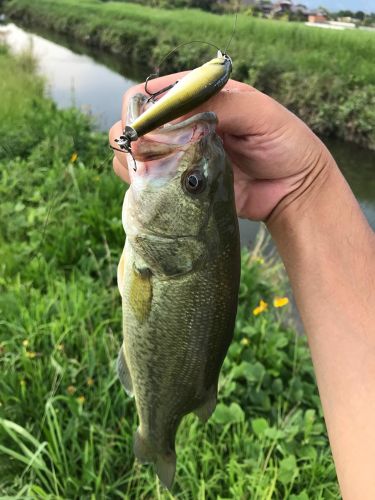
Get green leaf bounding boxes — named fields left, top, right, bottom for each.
left=212, top=403, right=244, bottom=425
left=304, top=408, right=315, bottom=430
left=297, top=445, right=317, bottom=461
left=271, top=378, right=284, bottom=394
left=289, top=491, right=309, bottom=500
left=264, top=427, right=286, bottom=441
left=278, top=455, right=298, bottom=485
left=241, top=325, right=257, bottom=336
left=228, top=342, right=242, bottom=359
left=231, top=361, right=265, bottom=382
left=251, top=418, right=269, bottom=437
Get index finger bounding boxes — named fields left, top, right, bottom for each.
left=121, top=73, right=280, bottom=139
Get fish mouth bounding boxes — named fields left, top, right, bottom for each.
left=128, top=93, right=218, bottom=163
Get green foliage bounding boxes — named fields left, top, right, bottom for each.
left=4, top=0, right=375, bottom=149
left=6, top=0, right=375, bottom=81
left=273, top=73, right=375, bottom=148
left=0, top=48, right=341, bottom=498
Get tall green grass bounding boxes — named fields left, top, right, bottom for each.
left=5, top=0, right=375, bottom=149
left=6, top=0, right=375, bottom=81
left=0, top=47, right=340, bottom=498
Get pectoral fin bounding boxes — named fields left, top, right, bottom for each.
left=117, top=344, right=133, bottom=397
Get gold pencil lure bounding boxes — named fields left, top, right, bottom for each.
left=111, top=50, right=232, bottom=170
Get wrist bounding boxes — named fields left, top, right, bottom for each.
left=266, top=146, right=336, bottom=240
left=266, top=147, right=375, bottom=285
left=266, top=144, right=374, bottom=319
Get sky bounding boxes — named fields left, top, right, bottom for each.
left=304, top=0, right=374, bottom=13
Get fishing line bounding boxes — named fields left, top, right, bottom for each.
left=145, top=12, right=238, bottom=94
left=142, top=39, right=222, bottom=102
left=224, top=11, right=238, bottom=55
left=36, top=142, right=114, bottom=264
left=29, top=189, right=59, bottom=265
left=152, top=40, right=222, bottom=77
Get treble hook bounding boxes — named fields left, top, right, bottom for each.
left=110, top=134, right=138, bottom=172
left=144, top=72, right=179, bottom=103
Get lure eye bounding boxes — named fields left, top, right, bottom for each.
left=184, top=170, right=206, bottom=194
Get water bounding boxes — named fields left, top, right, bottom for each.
left=1, top=22, right=374, bottom=247
left=0, top=23, right=140, bottom=131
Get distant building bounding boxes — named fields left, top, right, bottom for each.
left=308, top=13, right=327, bottom=23
left=305, top=14, right=358, bottom=30
left=337, top=16, right=356, bottom=23
left=329, top=20, right=356, bottom=29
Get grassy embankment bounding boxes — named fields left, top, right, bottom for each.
left=0, top=46, right=340, bottom=498
left=5, top=0, right=375, bottom=150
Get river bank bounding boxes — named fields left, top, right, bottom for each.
left=0, top=46, right=339, bottom=497
left=4, top=0, right=375, bottom=150
left=2, top=21, right=374, bottom=238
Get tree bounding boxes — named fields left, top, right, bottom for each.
left=354, top=11, right=365, bottom=21
left=337, top=10, right=354, bottom=18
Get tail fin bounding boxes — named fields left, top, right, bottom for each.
left=133, top=428, right=176, bottom=490
left=155, top=452, right=176, bottom=490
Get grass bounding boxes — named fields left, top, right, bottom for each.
left=5, top=0, right=375, bottom=81
left=0, top=46, right=341, bottom=498
left=4, top=0, right=375, bottom=149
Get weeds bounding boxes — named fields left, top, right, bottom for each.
left=4, top=0, right=375, bottom=149
left=0, top=48, right=340, bottom=498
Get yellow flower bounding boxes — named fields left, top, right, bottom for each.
left=26, top=351, right=37, bottom=359
left=76, top=396, right=85, bottom=404
left=240, top=338, right=250, bottom=346
left=253, top=299, right=268, bottom=316
left=22, top=339, right=29, bottom=347
left=86, top=377, right=94, bottom=387
left=70, top=152, right=78, bottom=163
left=67, top=385, right=76, bottom=395
left=273, top=297, right=289, bottom=308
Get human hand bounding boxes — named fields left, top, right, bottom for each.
left=109, top=74, right=335, bottom=221
left=109, top=76, right=375, bottom=500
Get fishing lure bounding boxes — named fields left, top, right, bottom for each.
left=111, top=49, right=232, bottom=169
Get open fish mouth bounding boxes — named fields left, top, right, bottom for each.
left=127, top=93, right=218, bottom=163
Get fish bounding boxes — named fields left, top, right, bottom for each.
left=117, top=93, right=240, bottom=489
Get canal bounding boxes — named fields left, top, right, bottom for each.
left=1, top=22, right=374, bottom=248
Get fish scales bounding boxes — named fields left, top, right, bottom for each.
left=117, top=93, right=240, bottom=489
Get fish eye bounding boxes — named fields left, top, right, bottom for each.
left=184, top=170, right=206, bottom=194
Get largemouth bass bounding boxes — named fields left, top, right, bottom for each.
left=117, top=93, right=240, bottom=489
